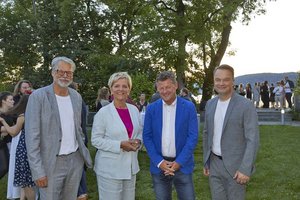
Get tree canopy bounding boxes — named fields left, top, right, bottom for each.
left=0, top=0, right=272, bottom=110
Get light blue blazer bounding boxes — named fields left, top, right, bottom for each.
left=143, top=97, right=199, bottom=174
left=91, top=102, right=142, bottom=179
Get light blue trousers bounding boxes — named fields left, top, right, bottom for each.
left=96, top=174, right=136, bottom=200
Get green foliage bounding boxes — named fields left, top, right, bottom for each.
left=292, top=111, right=300, bottom=121
left=0, top=1, right=40, bottom=83
left=293, top=72, right=300, bottom=119
left=79, top=54, right=156, bottom=111
left=294, top=72, right=300, bottom=95
left=130, top=73, right=156, bottom=103
left=0, top=83, right=14, bottom=92
left=0, top=0, right=271, bottom=107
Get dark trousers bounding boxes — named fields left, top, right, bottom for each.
left=77, top=169, right=88, bottom=196
left=151, top=171, right=195, bottom=200
left=285, top=93, right=293, bottom=108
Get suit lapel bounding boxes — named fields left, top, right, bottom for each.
left=222, top=93, right=236, bottom=132
left=209, top=97, right=219, bottom=137
left=68, top=89, right=78, bottom=115
left=156, top=100, right=163, bottom=150
left=68, top=89, right=80, bottom=132
left=175, top=97, right=182, bottom=141
left=127, top=104, right=137, bottom=139
left=46, top=84, right=61, bottom=128
left=109, top=102, right=129, bottom=139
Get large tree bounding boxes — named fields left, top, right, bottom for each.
left=145, top=0, right=269, bottom=100
left=0, top=1, right=40, bottom=84
left=191, top=0, right=268, bottom=103
left=0, top=0, right=271, bottom=109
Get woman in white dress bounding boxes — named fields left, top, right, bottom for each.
left=0, top=91, right=20, bottom=199
left=7, top=133, right=21, bottom=199
left=253, top=82, right=260, bottom=108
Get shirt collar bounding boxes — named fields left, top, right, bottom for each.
left=162, top=97, right=177, bottom=107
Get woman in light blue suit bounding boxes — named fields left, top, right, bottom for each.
left=91, top=72, right=142, bottom=200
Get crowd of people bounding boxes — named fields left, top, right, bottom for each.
left=0, top=56, right=261, bottom=200
left=235, top=76, right=295, bottom=110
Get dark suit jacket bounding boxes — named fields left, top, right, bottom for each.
left=203, top=93, right=259, bottom=177
left=143, top=96, right=199, bottom=174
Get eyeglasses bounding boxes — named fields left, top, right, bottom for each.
left=56, top=70, right=74, bottom=77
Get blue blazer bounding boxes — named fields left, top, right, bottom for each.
left=143, top=96, right=198, bottom=174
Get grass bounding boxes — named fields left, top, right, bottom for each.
left=1, top=125, right=300, bottom=200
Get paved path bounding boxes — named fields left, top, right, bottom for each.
left=259, top=121, right=300, bottom=126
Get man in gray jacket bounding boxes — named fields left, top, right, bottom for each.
left=203, top=64, right=259, bottom=200
left=25, top=56, right=92, bottom=200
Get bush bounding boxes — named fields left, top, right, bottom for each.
left=131, top=73, right=156, bottom=103
left=295, top=72, right=300, bottom=95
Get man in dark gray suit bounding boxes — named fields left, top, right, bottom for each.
left=25, top=56, right=92, bottom=200
left=203, top=64, right=259, bottom=200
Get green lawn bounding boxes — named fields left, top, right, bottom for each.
left=1, top=125, right=299, bottom=200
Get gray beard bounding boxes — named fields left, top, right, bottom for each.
left=57, top=79, right=72, bottom=88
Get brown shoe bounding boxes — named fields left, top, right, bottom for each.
left=77, top=194, right=88, bottom=200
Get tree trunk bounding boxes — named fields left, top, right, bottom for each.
left=174, top=0, right=187, bottom=89
left=201, top=24, right=232, bottom=103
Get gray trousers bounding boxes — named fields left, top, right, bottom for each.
left=209, top=153, right=246, bottom=200
left=39, top=150, right=84, bottom=200
left=96, top=174, right=136, bottom=200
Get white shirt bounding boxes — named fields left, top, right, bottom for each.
left=284, top=81, right=292, bottom=93
left=273, top=86, right=284, bottom=96
left=212, top=98, right=231, bottom=156
left=161, top=98, right=177, bottom=158
left=56, top=95, right=78, bottom=155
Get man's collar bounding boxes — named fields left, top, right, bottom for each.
left=162, top=97, right=177, bottom=106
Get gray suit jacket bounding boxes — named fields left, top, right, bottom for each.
left=91, top=102, right=142, bottom=179
left=203, top=92, right=259, bottom=177
left=25, top=84, right=92, bottom=181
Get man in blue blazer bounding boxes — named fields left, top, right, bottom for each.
left=203, top=64, right=259, bottom=200
left=143, top=71, right=199, bottom=200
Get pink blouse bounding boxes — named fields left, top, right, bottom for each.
left=116, top=108, right=133, bottom=138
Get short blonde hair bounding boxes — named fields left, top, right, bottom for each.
left=108, top=72, right=132, bottom=90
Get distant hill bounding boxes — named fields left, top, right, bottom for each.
left=235, top=72, right=299, bottom=87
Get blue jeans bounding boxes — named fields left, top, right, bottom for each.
left=77, top=169, right=88, bottom=196
left=151, top=171, right=195, bottom=200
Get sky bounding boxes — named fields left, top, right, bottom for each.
left=221, top=0, right=300, bottom=77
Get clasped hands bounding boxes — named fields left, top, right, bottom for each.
left=120, top=139, right=141, bottom=152
left=160, top=160, right=180, bottom=176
